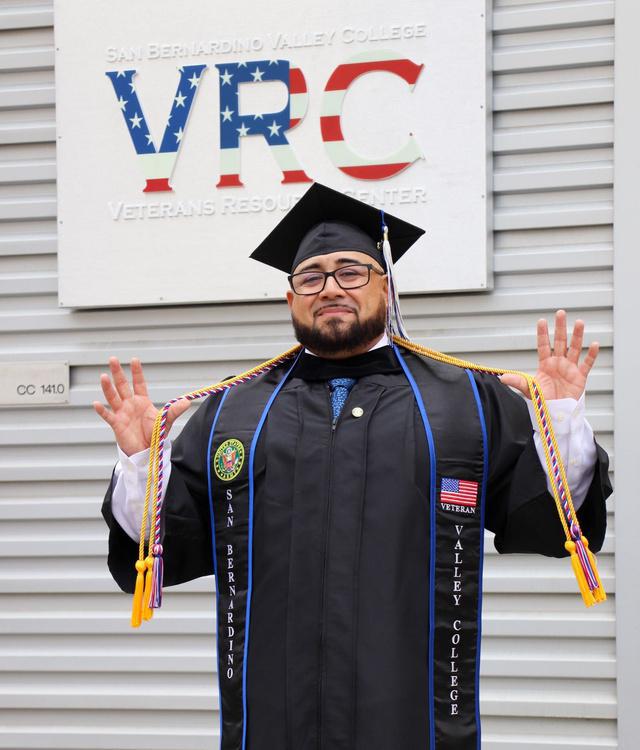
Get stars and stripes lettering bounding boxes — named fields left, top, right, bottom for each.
left=440, top=478, right=478, bottom=514
left=215, top=59, right=311, bottom=188
left=321, top=50, right=424, bottom=180
left=106, top=51, right=424, bottom=192
left=105, top=65, right=207, bottom=193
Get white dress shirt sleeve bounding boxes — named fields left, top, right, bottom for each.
left=527, top=392, right=596, bottom=511
left=111, top=441, right=173, bottom=542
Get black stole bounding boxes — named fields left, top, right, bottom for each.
left=395, top=347, right=487, bottom=749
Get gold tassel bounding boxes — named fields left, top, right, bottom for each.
left=141, top=555, right=155, bottom=621
left=564, top=541, right=596, bottom=607
left=130, top=559, right=147, bottom=628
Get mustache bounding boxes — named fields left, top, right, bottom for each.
left=314, top=303, right=357, bottom=316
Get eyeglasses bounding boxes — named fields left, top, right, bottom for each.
left=288, top=263, right=386, bottom=296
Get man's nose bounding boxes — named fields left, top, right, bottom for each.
left=319, top=274, right=344, bottom=297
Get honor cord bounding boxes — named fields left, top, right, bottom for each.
left=130, top=345, right=302, bottom=628
left=394, top=335, right=605, bottom=607
left=131, top=339, right=605, bottom=627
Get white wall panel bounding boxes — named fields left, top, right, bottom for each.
left=0, top=0, right=616, bottom=747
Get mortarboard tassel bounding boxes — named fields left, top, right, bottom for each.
left=380, top=210, right=409, bottom=340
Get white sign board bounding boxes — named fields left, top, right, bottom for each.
left=0, top=362, right=69, bottom=406
left=55, top=0, right=490, bottom=307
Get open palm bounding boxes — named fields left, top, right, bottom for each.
left=93, top=357, right=190, bottom=456
left=500, top=310, right=599, bottom=401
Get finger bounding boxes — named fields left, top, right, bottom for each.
left=93, top=400, right=117, bottom=427
left=567, top=318, right=584, bottom=364
left=579, top=341, right=600, bottom=378
left=165, top=398, right=192, bottom=429
left=499, top=373, right=530, bottom=398
left=109, top=356, right=133, bottom=401
left=537, top=318, right=551, bottom=361
left=553, top=309, right=567, bottom=358
left=169, top=397, right=192, bottom=420
left=100, top=372, right=122, bottom=410
left=131, top=358, right=149, bottom=398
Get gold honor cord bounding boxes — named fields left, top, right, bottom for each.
left=132, top=339, right=605, bottom=627
left=131, top=345, right=303, bottom=628
left=393, top=336, right=606, bottom=607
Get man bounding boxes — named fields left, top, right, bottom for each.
left=96, top=183, right=611, bottom=750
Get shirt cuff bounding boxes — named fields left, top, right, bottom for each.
left=113, top=441, right=172, bottom=491
left=111, top=441, right=173, bottom=542
left=117, top=445, right=152, bottom=467
left=527, top=392, right=585, bottom=437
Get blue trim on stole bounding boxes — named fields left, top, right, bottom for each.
left=392, top=345, right=438, bottom=750
left=465, top=369, right=488, bottom=750
left=243, top=357, right=300, bottom=750
left=206, top=388, right=232, bottom=750
left=205, top=356, right=299, bottom=750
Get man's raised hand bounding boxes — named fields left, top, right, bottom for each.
left=499, top=309, right=599, bottom=401
left=93, top=357, right=191, bottom=456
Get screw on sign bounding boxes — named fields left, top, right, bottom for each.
left=105, top=50, right=424, bottom=192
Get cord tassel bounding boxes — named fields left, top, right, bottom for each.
left=582, top=536, right=606, bottom=603
left=130, top=560, right=147, bottom=628
left=589, top=571, right=606, bottom=604
left=565, top=541, right=597, bottom=607
left=141, top=555, right=154, bottom=621
left=149, top=544, right=164, bottom=609
left=574, top=537, right=598, bottom=589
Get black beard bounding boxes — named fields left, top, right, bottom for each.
left=291, top=302, right=387, bottom=357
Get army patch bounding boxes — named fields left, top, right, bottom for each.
left=214, top=438, right=245, bottom=482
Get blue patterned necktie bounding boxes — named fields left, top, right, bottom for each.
left=328, top=377, right=357, bottom=422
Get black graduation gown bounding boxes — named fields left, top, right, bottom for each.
left=102, top=346, right=611, bottom=750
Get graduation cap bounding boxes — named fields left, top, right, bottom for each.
left=250, top=182, right=425, bottom=338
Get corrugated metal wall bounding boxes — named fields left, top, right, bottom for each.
left=0, top=0, right=616, bottom=748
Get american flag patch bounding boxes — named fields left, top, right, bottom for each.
left=440, top=477, right=478, bottom=508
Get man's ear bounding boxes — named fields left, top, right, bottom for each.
left=286, top=290, right=294, bottom=309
